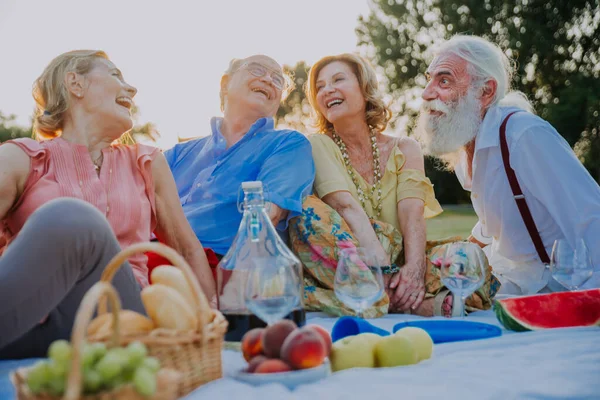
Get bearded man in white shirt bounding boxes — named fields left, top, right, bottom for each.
left=415, top=35, right=600, bottom=295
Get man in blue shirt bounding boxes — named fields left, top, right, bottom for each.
left=164, top=55, right=315, bottom=256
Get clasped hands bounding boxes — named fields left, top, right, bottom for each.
left=384, top=260, right=426, bottom=313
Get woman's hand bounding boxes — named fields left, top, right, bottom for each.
left=388, top=261, right=426, bottom=311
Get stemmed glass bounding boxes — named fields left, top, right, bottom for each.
left=334, top=247, right=384, bottom=318
left=244, top=257, right=301, bottom=325
left=439, top=242, right=486, bottom=318
left=550, top=239, right=593, bottom=291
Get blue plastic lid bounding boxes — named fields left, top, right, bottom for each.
left=392, top=320, right=502, bottom=343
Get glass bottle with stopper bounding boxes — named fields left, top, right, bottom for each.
left=216, top=181, right=305, bottom=341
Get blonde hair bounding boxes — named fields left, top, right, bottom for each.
left=306, top=53, right=391, bottom=135
left=219, top=56, right=295, bottom=112
left=33, top=50, right=109, bottom=139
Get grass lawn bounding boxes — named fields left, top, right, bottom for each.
left=426, top=204, right=478, bottom=241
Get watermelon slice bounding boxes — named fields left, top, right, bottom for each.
left=494, top=289, right=600, bottom=332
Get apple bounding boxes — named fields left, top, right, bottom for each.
left=374, top=335, right=418, bottom=368
left=329, top=333, right=381, bottom=372
left=395, top=327, right=433, bottom=361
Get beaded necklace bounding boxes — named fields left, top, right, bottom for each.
left=331, top=127, right=383, bottom=218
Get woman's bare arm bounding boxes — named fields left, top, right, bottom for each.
left=0, top=143, right=29, bottom=221
left=389, top=137, right=428, bottom=311
left=322, top=191, right=389, bottom=264
left=151, top=153, right=216, bottom=302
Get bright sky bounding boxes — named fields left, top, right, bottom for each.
left=0, top=0, right=371, bottom=149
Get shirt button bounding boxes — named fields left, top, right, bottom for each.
left=196, top=183, right=202, bottom=188
left=79, top=181, right=83, bottom=186
left=472, top=193, right=478, bottom=199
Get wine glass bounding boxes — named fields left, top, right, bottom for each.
left=334, top=247, right=384, bottom=318
left=550, top=239, right=593, bottom=291
left=439, top=242, right=486, bottom=318
left=244, top=256, right=301, bottom=325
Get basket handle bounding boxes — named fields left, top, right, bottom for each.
left=65, top=282, right=121, bottom=400
left=99, top=242, right=211, bottom=331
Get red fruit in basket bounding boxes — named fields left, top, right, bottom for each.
left=241, top=328, right=265, bottom=362
left=254, top=359, right=293, bottom=374
left=262, top=320, right=297, bottom=358
left=246, top=355, right=269, bottom=373
left=280, top=327, right=327, bottom=370
left=305, top=325, right=332, bottom=356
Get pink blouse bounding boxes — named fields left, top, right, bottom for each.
left=0, top=137, right=159, bottom=287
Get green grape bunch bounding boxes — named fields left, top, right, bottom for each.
left=26, top=339, right=160, bottom=397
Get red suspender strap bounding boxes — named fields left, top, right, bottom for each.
left=499, top=111, right=551, bottom=265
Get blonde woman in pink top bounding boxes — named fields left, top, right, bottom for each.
left=0, top=50, right=214, bottom=358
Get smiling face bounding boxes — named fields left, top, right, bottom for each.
left=77, top=58, right=137, bottom=136
left=222, top=55, right=284, bottom=118
left=314, top=61, right=366, bottom=126
left=415, top=53, right=484, bottom=158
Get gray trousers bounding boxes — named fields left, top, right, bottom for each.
left=0, top=198, right=145, bottom=359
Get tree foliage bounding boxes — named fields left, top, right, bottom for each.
left=0, top=112, right=32, bottom=143
left=276, top=61, right=313, bottom=134
left=357, top=0, right=600, bottom=198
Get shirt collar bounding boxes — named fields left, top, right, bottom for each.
left=474, top=105, right=523, bottom=153
left=210, top=116, right=274, bottom=140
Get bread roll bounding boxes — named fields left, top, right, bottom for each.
left=87, top=310, right=154, bottom=339
left=150, top=265, right=196, bottom=308
left=141, top=284, right=198, bottom=330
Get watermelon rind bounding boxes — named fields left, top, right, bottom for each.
left=493, top=300, right=531, bottom=332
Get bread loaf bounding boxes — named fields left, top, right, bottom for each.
left=87, top=310, right=154, bottom=339
left=141, top=284, right=198, bottom=330
left=150, top=265, right=196, bottom=308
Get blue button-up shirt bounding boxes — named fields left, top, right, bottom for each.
left=164, top=117, right=315, bottom=255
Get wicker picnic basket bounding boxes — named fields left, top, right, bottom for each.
left=11, top=281, right=181, bottom=400
left=90, top=242, right=228, bottom=397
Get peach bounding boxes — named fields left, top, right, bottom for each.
left=241, top=328, right=265, bottom=362
left=280, top=327, right=327, bottom=370
left=246, top=355, right=269, bottom=373
left=306, top=324, right=332, bottom=356
left=262, top=320, right=297, bottom=358
left=254, top=359, right=293, bottom=374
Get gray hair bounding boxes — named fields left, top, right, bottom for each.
left=435, top=35, right=534, bottom=113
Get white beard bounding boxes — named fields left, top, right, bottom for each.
left=415, top=89, right=483, bottom=170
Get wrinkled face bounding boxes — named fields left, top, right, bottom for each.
left=415, top=54, right=483, bottom=157
left=79, top=58, right=137, bottom=135
left=315, top=61, right=366, bottom=126
left=224, top=55, right=284, bottom=118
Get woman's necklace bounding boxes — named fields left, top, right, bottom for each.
left=92, top=153, right=103, bottom=174
left=331, top=127, right=383, bottom=218
left=73, top=148, right=113, bottom=216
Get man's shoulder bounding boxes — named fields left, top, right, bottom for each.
left=260, top=128, right=310, bottom=147
left=164, top=136, right=210, bottom=164
left=502, top=108, right=558, bottom=142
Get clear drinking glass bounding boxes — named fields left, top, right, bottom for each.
left=334, top=247, right=384, bottom=318
left=439, top=242, right=486, bottom=318
left=244, top=256, right=301, bottom=325
left=550, top=239, right=593, bottom=291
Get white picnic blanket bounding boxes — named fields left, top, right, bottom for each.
left=187, top=310, right=600, bottom=400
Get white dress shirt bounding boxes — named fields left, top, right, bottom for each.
left=454, top=105, right=600, bottom=295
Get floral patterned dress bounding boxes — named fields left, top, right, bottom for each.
left=289, top=134, right=501, bottom=317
